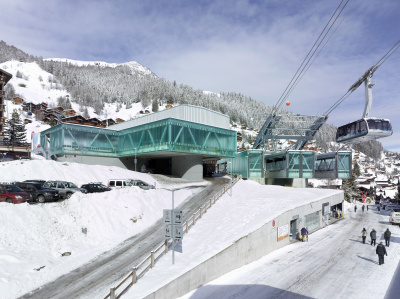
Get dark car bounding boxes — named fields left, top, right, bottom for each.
left=80, top=183, right=111, bottom=193
left=14, top=182, right=60, bottom=203
left=0, top=184, right=32, bottom=204
left=24, top=180, right=47, bottom=184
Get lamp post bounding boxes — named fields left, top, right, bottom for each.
left=162, top=185, right=204, bottom=264
left=134, top=147, right=137, bottom=172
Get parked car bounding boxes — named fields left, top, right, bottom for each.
left=80, top=183, right=112, bottom=193
left=0, top=184, right=32, bottom=204
left=23, top=180, right=47, bottom=184
left=129, top=179, right=155, bottom=190
left=14, top=182, right=60, bottom=203
left=19, top=156, right=31, bottom=160
left=107, top=179, right=135, bottom=189
left=43, top=181, right=88, bottom=199
left=389, top=209, right=400, bottom=225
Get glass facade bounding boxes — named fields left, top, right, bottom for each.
left=40, top=119, right=237, bottom=158
left=219, top=150, right=264, bottom=179
left=337, top=152, right=351, bottom=179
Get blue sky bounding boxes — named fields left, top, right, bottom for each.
left=1, top=0, right=400, bottom=152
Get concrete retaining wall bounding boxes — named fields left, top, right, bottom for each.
left=145, top=191, right=343, bottom=299
left=171, top=155, right=203, bottom=181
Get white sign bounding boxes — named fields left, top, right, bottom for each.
left=173, top=224, right=183, bottom=240
left=277, top=224, right=289, bottom=241
left=163, top=209, right=172, bottom=224
left=164, top=224, right=172, bottom=239
left=173, top=210, right=183, bottom=224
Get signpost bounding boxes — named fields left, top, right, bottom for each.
left=164, top=208, right=184, bottom=264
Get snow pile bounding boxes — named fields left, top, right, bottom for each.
left=0, top=160, right=207, bottom=298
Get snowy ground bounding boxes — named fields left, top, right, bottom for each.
left=178, top=201, right=400, bottom=299
left=0, top=159, right=207, bottom=299
left=122, top=181, right=343, bottom=299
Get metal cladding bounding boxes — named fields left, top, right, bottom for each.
left=106, top=105, right=231, bottom=131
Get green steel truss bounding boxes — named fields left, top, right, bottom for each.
left=40, top=119, right=236, bottom=158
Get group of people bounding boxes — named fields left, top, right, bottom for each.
left=355, top=205, right=370, bottom=212
left=361, top=227, right=391, bottom=265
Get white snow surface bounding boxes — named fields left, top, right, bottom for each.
left=122, top=181, right=343, bottom=299
left=0, top=160, right=208, bottom=299
left=178, top=201, right=400, bottom=299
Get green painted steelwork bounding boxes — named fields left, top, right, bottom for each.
left=40, top=119, right=236, bottom=158
left=219, top=150, right=264, bottom=179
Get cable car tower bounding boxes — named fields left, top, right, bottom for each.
left=253, top=113, right=327, bottom=152
left=335, top=66, right=393, bottom=144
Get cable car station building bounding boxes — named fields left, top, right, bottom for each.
left=40, top=105, right=351, bottom=184
left=40, top=105, right=237, bottom=180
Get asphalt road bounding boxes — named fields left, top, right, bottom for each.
left=19, top=176, right=230, bottom=299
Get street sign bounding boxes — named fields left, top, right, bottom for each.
left=172, top=210, right=183, bottom=224
left=173, top=224, right=183, bottom=240
left=164, top=224, right=172, bottom=239
left=163, top=209, right=172, bottom=224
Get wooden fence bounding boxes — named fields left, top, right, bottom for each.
left=104, top=176, right=241, bottom=299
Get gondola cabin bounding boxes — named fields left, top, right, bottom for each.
left=336, top=118, right=392, bottom=144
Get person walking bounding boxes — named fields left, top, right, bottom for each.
left=301, top=227, right=308, bottom=242
left=384, top=228, right=391, bottom=247
left=370, top=228, right=377, bottom=246
left=354, top=205, right=357, bottom=212
left=361, top=228, right=367, bottom=244
left=362, top=205, right=365, bottom=212
left=376, top=242, right=388, bottom=265
left=367, top=205, right=369, bottom=211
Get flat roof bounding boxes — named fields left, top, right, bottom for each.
left=106, top=104, right=231, bottom=131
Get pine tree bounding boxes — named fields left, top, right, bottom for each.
left=342, top=162, right=360, bottom=202
left=3, top=109, right=27, bottom=144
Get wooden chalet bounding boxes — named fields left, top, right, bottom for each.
left=115, top=118, right=125, bottom=123
left=64, top=109, right=76, bottom=117
left=165, top=104, right=173, bottom=109
left=102, top=119, right=116, bottom=127
left=83, top=117, right=102, bottom=127
left=62, top=115, right=86, bottom=125
left=13, top=97, right=24, bottom=105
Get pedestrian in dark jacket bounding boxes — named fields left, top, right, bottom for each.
left=301, top=227, right=308, bottom=242
left=376, top=242, right=387, bottom=265
left=361, top=228, right=367, bottom=244
left=362, top=205, right=365, bottom=212
left=384, top=228, right=391, bottom=247
left=354, top=205, right=357, bottom=212
left=370, top=229, right=377, bottom=246
left=367, top=205, right=369, bottom=211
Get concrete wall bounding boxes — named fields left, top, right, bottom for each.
left=171, top=155, right=203, bottom=181
left=266, top=178, right=308, bottom=188
left=57, top=155, right=129, bottom=170
left=144, top=191, right=343, bottom=299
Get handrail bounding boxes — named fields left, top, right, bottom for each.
left=106, top=175, right=242, bottom=299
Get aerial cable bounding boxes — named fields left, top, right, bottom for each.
left=323, top=39, right=400, bottom=116
left=290, top=4, right=351, bottom=95
left=374, top=40, right=400, bottom=70
left=271, top=0, right=350, bottom=115
left=278, top=0, right=351, bottom=108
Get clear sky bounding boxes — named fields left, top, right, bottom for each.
left=1, top=0, right=399, bottom=152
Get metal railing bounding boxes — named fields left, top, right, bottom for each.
left=104, top=175, right=241, bottom=299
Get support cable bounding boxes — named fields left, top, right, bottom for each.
left=271, top=0, right=350, bottom=115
